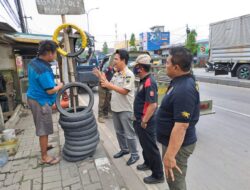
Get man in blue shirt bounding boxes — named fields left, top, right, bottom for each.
left=156, top=47, right=200, bottom=190
left=27, top=40, right=63, bottom=165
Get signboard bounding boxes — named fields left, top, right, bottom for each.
left=36, top=0, right=85, bottom=15
left=197, top=43, right=209, bottom=57
left=16, top=56, right=24, bottom=78
left=140, top=32, right=170, bottom=51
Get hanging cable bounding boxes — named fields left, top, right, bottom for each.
left=0, top=0, right=20, bottom=27
left=3, top=0, right=20, bottom=25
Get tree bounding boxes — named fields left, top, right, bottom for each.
left=129, top=33, right=137, bottom=51
left=185, top=29, right=198, bottom=55
left=102, top=42, right=108, bottom=54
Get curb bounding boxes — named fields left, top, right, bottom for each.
left=196, top=75, right=250, bottom=88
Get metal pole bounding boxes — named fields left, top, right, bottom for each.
left=15, top=0, right=26, bottom=33
left=61, top=15, right=77, bottom=112
left=87, top=12, right=89, bottom=33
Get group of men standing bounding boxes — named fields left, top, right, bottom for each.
left=94, top=47, right=200, bottom=189
left=27, top=40, right=200, bottom=190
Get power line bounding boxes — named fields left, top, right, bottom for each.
left=0, top=0, right=20, bottom=27
left=3, top=0, right=20, bottom=24
left=14, top=0, right=26, bottom=33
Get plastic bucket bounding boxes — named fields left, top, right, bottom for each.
left=3, top=129, right=16, bottom=141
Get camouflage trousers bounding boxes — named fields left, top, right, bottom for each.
left=98, top=85, right=111, bottom=118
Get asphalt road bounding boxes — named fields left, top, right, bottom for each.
left=79, top=82, right=250, bottom=190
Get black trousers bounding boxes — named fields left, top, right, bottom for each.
left=134, top=119, right=163, bottom=178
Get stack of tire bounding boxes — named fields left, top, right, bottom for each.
left=56, top=82, right=99, bottom=162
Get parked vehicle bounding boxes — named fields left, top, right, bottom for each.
left=209, top=14, right=250, bottom=79
left=76, top=57, right=99, bottom=89
left=205, top=61, right=215, bottom=72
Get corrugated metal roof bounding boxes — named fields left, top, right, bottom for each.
left=0, top=22, right=16, bottom=33
left=4, top=33, right=53, bottom=44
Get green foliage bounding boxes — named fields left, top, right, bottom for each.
left=129, top=33, right=136, bottom=50
left=185, top=29, right=198, bottom=55
left=102, top=42, right=108, bottom=54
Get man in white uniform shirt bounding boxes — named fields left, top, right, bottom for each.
left=101, top=49, right=139, bottom=166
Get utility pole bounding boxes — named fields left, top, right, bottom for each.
left=186, top=24, right=190, bottom=39
left=125, top=33, right=128, bottom=50
left=24, top=15, right=32, bottom=33
left=15, top=0, right=26, bottom=33
left=115, top=23, right=117, bottom=41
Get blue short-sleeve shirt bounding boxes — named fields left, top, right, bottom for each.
left=27, top=58, right=56, bottom=106
left=156, top=74, right=200, bottom=146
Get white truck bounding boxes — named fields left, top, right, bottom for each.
left=209, top=14, right=250, bottom=79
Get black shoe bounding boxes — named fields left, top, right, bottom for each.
left=143, top=175, right=164, bottom=184
left=126, top=155, right=140, bottom=166
left=113, top=151, right=130, bottom=159
left=137, top=163, right=150, bottom=171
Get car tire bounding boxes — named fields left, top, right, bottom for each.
left=59, top=106, right=94, bottom=122
left=66, top=133, right=99, bottom=147
left=56, top=82, right=94, bottom=117
left=62, top=150, right=95, bottom=162
left=62, top=145, right=97, bottom=157
left=59, top=115, right=95, bottom=129
left=64, top=131, right=97, bottom=142
left=65, top=124, right=97, bottom=138
left=64, top=139, right=99, bottom=152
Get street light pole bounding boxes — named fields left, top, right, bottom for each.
left=86, top=7, right=99, bottom=33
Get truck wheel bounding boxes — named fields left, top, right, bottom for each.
left=236, top=64, right=250, bottom=80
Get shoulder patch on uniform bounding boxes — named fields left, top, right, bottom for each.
left=195, top=82, right=199, bottom=92
left=181, top=111, right=190, bottom=119
left=144, top=78, right=151, bottom=88
left=126, top=78, right=131, bottom=83
left=150, top=91, right=154, bottom=97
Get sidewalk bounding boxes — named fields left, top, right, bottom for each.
left=0, top=108, right=128, bottom=190
left=193, top=68, right=250, bottom=88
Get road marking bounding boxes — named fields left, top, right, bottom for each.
left=214, top=105, right=250, bottom=118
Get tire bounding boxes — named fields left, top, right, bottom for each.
left=65, top=124, right=97, bottom=138
left=59, top=106, right=94, bottom=122
left=59, top=115, right=95, bottom=129
left=62, top=151, right=95, bottom=162
left=56, top=82, right=94, bottom=117
left=66, top=133, right=99, bottom=146
left=236, top=64, right=250, bottom=80
left=63, top=145, right=97, bottom=157
left=64, top=139, right=99, bottom=152
left=62, top=120, right=96, bottom=132
left=64, top=131, right=97, bottom=141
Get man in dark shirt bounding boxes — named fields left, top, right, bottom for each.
left=95, top=56, right=114, bottom=123
left=156, top=47, right=200, bottom=190
left=133, top=54, right=164, bottom=184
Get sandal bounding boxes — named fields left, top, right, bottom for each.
left=47, top=145, right=54, bottom=151
left=40, top=156, right=60, bottom=165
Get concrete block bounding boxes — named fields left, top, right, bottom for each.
left=0, top=173, right=6, bottom=181
left=43, top=181, right=62, bottom=190
left=62, top=177, right=80, bottom=187
left=89, top=169, right=100, bottom=183
left=84, top=182, right=102, bottom=190
left=43, top=175, right=61, bottom=183
left=4, top=173, right=14, bottom=186
left=13, top=171, right=23, bottom=183
left=20, top=180, right=31, bottom=190
left=80, top=169, right=91, bottom=185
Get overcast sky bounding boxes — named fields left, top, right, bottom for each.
left=1, top=0, right=250, bottom=50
